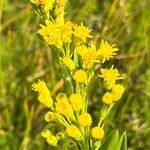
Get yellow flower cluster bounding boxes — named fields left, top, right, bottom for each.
left=38, top=19, right=95, bottom=49
left=31, top=0, right=126, bottom=148
left=100, top=66, right=125, bottom=105
left=38, top=20, right=62, bottom=48
left=76, top=41, right=119, bottom=68
left=32, top=82, right=105, bottom=145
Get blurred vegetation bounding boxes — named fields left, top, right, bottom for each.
left=0, top=0, right=149, bottom=149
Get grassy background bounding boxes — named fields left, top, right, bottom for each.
left=0, top=0, right=150, bottom=149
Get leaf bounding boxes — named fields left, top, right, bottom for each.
left=99, top=129, right=119, bottom=150
left=119, top=132, right=127, bottom=150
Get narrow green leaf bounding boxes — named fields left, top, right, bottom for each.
left=119, top=132, right=127, bottom=150
left=99, top=129, right=119, bottom=150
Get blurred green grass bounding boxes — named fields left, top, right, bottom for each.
left=0, top=0, right=150, bottom=149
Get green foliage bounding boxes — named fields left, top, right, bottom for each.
left=99, top=130, right=127, bottom=150
left=100, top=129, right=119, bottom=150
left=119, top=132, right=127, bottom=150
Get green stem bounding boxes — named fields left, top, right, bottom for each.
left=98, top=103, right=115, bottom=127
left=59, top=115, right=70, bottom=127
left=61, top=65, right=74, bottom=95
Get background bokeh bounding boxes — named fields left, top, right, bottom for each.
left=0, top=0, right=150, bottom=149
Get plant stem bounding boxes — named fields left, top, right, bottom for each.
left=98, top=103, right=115, bottom=127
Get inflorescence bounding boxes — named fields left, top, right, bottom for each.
left=31, top=0, right=125, bottom=149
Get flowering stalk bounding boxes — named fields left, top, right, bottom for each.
left=30, top=0, right=126, bottom=149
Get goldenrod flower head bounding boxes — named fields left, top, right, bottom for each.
left=73, top=23, right=92, bottom=43
left=62, top=21, right=74, bottom=43
left=91, top=127, right=104, bottom=140
left=112, top=84, right=125, bottom=101
left=102, top=92, right=113, bottom=105
left=98, top=40, right=119, bottom=63
left=69, top=93, right=83, bottom=112
left=32, top=80, right=53, bottom=107
left=76, top=44, right=96, bottom=68
left=30, top=0, right=55, bottom=12
left=41, top=129, right=52, bottom=138
left=32, top=79, right=50, bottom=95
left=76, top=45, right=88, bottom=56
left=56, top=93, right=73, bottom=117
left=63, top=57, right=75, bottom=71
left=56, top=15, right=65, bottom=26
left=73, top=70, right=87, bottom=83
left=38, top=20, right=62, bottom=48
left=47, top=135, right=58, bottom=146
left=78, top=113, right=92, bottom=127
left=100, top=65, right=124, bottom=89
left=41, top=129, right=58, bottom=146
left=54, top=0, right=66, bottom=15
left=45, top=111, right=57, bottom=122
left=66, top=125, right=82, bottom=141
left=38, top=94, right=53, bottom=107
left=56, top=93, right=68, bottom=101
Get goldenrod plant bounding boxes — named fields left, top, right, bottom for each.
left=31, top=0, right=127, bottom=149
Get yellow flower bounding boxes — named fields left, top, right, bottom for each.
left=78, top=113, right=92, bottom=127
left=54, top=0, right=66, bottom=15
left=47, top=136, right=58, bottom=147
left=32, top=79, right=50, bottom=94
left=102, top=92, right=113, bottom=105
left=98, top=40, right=119, bottom=63
left=30, top=0, right=55, bottom=12
left=56, top=93, right=68, bottom=101
left=76, top=45, right=88, bottom=56
left=69, top=93, right=83, bottom=112
left=55, top=93, right=73, bottom=118
left=76, top=44, right=97, bottom=68
left=100, top=65, right=124, bottom=89
left=62, top=21, right=74, bottom=43
left=41, top=129, right=52, bottom=138
left=66, top=125, right=82, bottom=141
left=32, top=80, right=53, bottom=108
left=63, top=57, right=75, bottom=71
left=112, top=84, right=125, bottom=101
left=44, top=111, right=58, bottom=122
left=41, top=129, right=58, bottom=146
left=91, top=127, right=104, bottom=140
left=38, top=20, right=62, bottom=48
left=38, top=94, right=53, bottom=107
left=73, top=23, right=92, bottom=43
left=56, top=15, right=65, bottom=26
left=73, top=70, right=87, bottom=83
